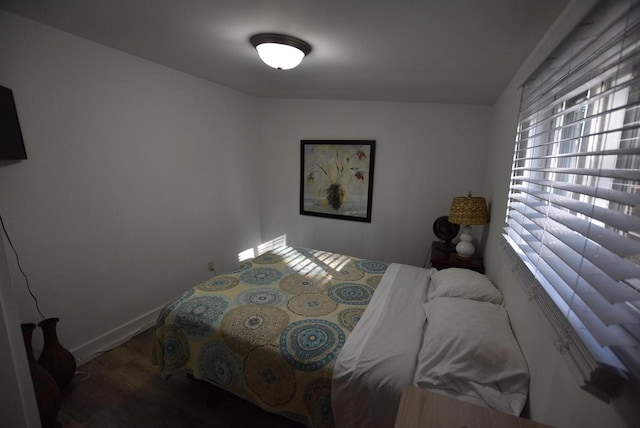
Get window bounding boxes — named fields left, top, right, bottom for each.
left=504, top=0, right=640, bottom=400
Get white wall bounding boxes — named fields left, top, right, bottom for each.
left=0, top=11, right=263, bottom=362
left=482, top=37, right=640, bottom=428
left=258, top=98, right=491, bottom=266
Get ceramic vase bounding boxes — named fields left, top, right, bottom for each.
left=455, top=225, right=476, bottom=260
left=326, top=183, right=344, bottom=209
left=37, top=317, right=77, bottom=388
left=21, top=323, right=61, bottom=428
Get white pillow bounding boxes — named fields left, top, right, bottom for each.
left=414, top=297, right=529, bottom=415
left=428, top=268, right=503, bottom=304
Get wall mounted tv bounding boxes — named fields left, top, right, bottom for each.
left=0, top=85, right=27, bottom=160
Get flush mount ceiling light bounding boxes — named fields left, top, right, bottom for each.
left=250, top=33, right=311, bottom=70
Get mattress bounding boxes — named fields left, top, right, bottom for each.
left=152, top=246, right=389, bottom=427
left=332, top=263, right=433, bottom=428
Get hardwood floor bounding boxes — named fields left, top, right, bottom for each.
left=57, top=328, right=304, bottom=428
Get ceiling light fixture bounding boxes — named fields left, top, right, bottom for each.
left=250, top=33, right=311, bottom=70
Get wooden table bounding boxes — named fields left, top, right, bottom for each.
left=430, top=241, right=485, bottom=273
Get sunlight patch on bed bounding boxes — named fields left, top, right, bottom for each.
left=238, top=235, right=287, bottom=262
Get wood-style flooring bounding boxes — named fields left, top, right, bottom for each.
left=57, top=328, right=304, bottom=428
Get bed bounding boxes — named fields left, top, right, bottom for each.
left=152, top=246, right=529, bottom=428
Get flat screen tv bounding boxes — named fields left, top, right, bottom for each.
left=0, top=85, right=27, bottom=160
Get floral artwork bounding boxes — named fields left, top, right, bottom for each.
left=300, top=140, right=375, bottom=222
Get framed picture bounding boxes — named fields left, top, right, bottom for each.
left=300, top=140, right=376, bottom=222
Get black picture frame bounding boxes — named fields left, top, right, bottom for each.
left=300, top=140, right=376, bottom=222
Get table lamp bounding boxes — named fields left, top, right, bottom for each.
left=448, top=192, right=489, bottom=260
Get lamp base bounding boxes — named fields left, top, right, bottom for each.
left=455, top=226, right=476, bottom=259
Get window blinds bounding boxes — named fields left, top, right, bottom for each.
left=504, top=0, right=640, bottom=398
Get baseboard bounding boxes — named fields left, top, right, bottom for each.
left=72, top=305, right=165, bottom=366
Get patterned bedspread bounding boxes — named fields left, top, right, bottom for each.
left=152, top=246, right=388, bottom=428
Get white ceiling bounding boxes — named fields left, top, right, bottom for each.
left=0, top=0, right=569, bottom=105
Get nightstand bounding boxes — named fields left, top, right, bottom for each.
left=394, top=385, right=553, bottom=428
left=430, top=241, right=485, bottom=273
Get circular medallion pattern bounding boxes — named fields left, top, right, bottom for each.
left=286, top=262, right=324, bottom=277
left=328, top=283, right=375, bottom=305
left=337, top=308, right=365, bottom=331
left=155, top=288, right=195, bottom=327
left=327, top=261, right=364, bottom=281
left=244, top=345, right=296, bottom=407
left=279, top=319, right=345, bottom=372
left=304, top=378, right=334, bottom=428
left=235, top=287, right=288, bottom=307
left=252, top=252, right=283, bottom=265
left=197, top=276, right=240, bottom=292
left=221, top=305, right=289, bottom=356
left=279, top=273, right=332, bottom=295
left=355, top=260, right=388, bottom=274
left=162, top=325, right=190, bottom=372
left=174, top=295, right=231, bottom=340
left=287, top=294, right=338, bottom=317
left=239, top=267, right=284, bottom=285
left=198, top=340, right=244, bottom=389
left=366, top=275, right=383, bottom=289
left=225, top=262, right=252, bottom=275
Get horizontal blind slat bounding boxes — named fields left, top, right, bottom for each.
left=505, top=228, right=639, bottom=345
left=511, top=186, right=640, bottom=233
left=514, top=146, right=640, bottom=162
left=522, top=3, right=640, bottom=111
left=513, top=167, right=640, bottom=181
left=502, top=234, right=629, bottom=376
left=520, top=74, right=640, bottom=132
left=522, top=46, right=640, bottom=121
left=508, top=204, right=640, bottom=302
left=508, top=193, right=640, bottom=257
left=507, top=217, right=640, bottom=323
left=515, top=177, right=640, bottom=206
left=515, top=122, right=640, bottom=157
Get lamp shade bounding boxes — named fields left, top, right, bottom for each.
left=250, top=33, right=311, bottom=70
left=448, top=193, right=489, bottom=225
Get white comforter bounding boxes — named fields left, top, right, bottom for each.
left=332, top=263, right=432, bottom=428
